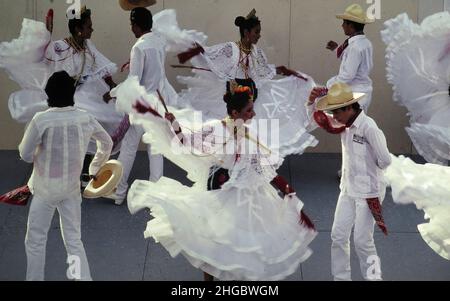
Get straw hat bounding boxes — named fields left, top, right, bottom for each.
left=336, top=4, right=375, bottom=24
left=316, top=83, right=366, bottom=111
left=119, top=0, right=156, bottom=11
left=83, top=160, right=123, bottom=199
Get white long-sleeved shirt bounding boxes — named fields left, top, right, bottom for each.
left=19, top=107, right=112, bottom=198
left=327, top=35, right=373, bottom=93
left=340, top=111, right=391, bottom=198
left=129, top=32, right=178, bottom=108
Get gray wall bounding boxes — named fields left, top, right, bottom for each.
left=0, top=0, right=445, bottom=152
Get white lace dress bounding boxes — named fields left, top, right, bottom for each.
left=177, top=41, right=318, bottom=156
left=381, top=12, right=450, bottom=164
left=385, top=155, right=450, bottom=260
left=114, top=77, right=317, bottom=280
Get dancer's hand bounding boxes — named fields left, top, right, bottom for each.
left=276, top=66, right=308, bottom=81
left=165, top=112, right=176, bottom=124
left=300, top=210, right=315, bottom=230
left=285, top=185, right=295, bottom=195
left=104, top=76, right=117, bottom=90
left=308, top=87, right=328, bottom=105
left=46, top=9, right=54, bottom=33
left=326, top=40, right=338, bottom=51
left=103, top=92, right=113, bottom=103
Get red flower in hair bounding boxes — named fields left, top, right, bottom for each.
left=234, top=85, right=254, bottom=99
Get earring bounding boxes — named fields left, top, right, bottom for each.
left=77, top=32, right=82, bottom=36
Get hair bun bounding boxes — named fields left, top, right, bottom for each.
left=235, top=16, right=246, bottom=27
left=223, top=92, right=232, bottom=104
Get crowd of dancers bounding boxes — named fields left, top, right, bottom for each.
left=0, top=0, right=449, bottom=281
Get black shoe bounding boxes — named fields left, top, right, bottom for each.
left=81, top=174, right=91, bottom=188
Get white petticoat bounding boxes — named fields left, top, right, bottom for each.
left=381, top=12, right=450, bottom=164
left=112, top=77, right=317, bottom=280
left=128, top=176, right=316, bottom=281
left=385, top=155, right=450, bottom=260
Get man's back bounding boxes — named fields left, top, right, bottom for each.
left=130, top=32, right=167, bottom=92
left=19, top=107, right=112, bottom=198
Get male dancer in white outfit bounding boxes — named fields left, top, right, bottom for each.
left=19, top=71, right=112, bottom=281
left=326, top=4, right=374, bottom=113
left=112, top=7, right=178, bottom=205
left=308, top=83, right=391, bottom=281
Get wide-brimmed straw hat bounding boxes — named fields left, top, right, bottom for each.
left=83, top=160, right=123, bottom=199
left=336, top=4, right=375, bottom=24
left=316, top=82, right=366, bottom=111
left=119, top=0, right=156, bottom=11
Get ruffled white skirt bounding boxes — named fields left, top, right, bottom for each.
left=128, top=176, right=317, bottom=280
left=385, top=155, right=450, bottom=260
left=382, top=12, right=450, bottom=164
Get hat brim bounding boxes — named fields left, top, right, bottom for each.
left=119, top=0, right=156, bottom=11
left=336, top=14, right=375, bottom=24
left=83, top=160, right=123, bottom=199
left=316, top=92, right=366, bottom=111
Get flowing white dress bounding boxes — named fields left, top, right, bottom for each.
left=177, top=41, right=318, bottom=156
left=113, top=77, right=317, bottom=280
left=385, top=155, right=450, bottom=260
left=0, top=18, right=122, bottom=154
left=381, top=12, right=450, bottom=164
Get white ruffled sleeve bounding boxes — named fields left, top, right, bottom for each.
left=84, top=40, right=118, bottom=80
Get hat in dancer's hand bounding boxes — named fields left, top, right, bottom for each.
left=316, top=82, right=366, bottom=111
left=83, top=160, right=123, bottom=199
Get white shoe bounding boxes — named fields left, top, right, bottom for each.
left=114, top=198, right=125, bottom=206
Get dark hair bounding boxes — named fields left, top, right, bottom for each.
left=332, top=102, right=361, bottom=113
left=45, top=71, right=76, bottom=108
left=68, top=9, right=91, bottom=36
left=223, top=90, right=253, bottom=115
left=235, top=15, right=261, bottom=38
left=130, top=7, right=153, bottom=31
left=344, top=19, right=365, bottom=32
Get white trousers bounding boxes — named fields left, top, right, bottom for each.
left=331, top=192, right=383, bottom=281
left=116, top=124, right=163, bottom=199
left=25, top=193, right=91, bottom=281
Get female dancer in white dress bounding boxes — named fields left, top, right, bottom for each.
left=174, top=9, right=318, bottom=156
left=112, top=76, right=317, bottom=281
left=381, top=12, right=450, bottom=165
left=0, top=6, right=122, bottom=137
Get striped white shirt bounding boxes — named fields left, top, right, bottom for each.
left=19, top=107, right=112, bottom=198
